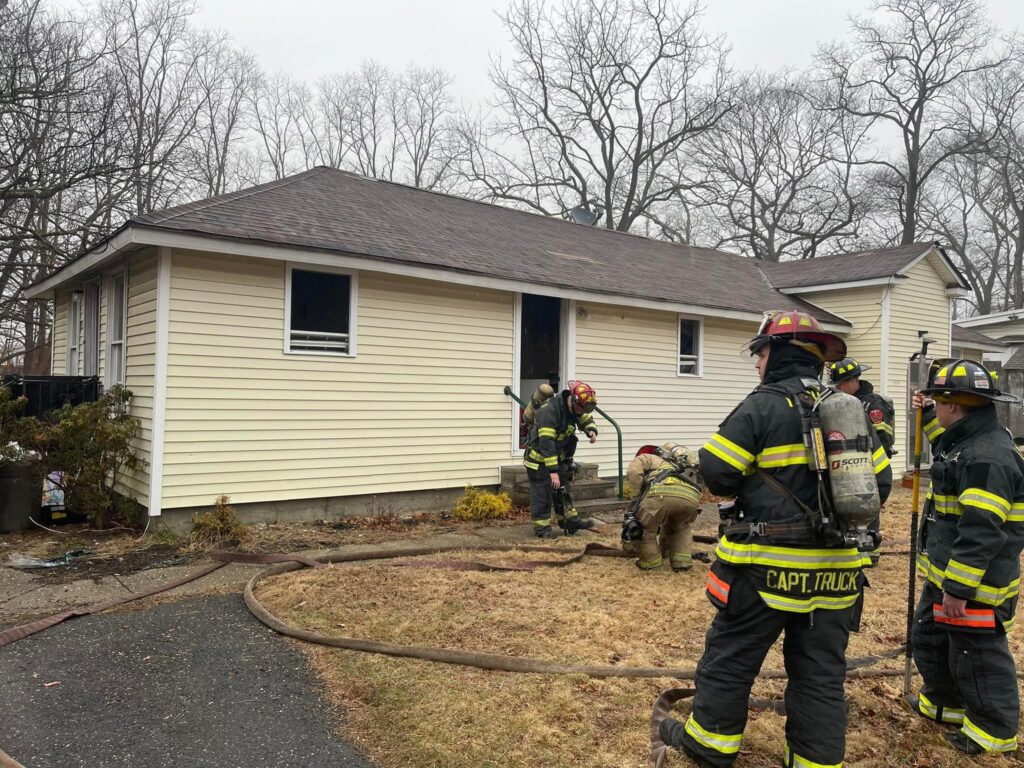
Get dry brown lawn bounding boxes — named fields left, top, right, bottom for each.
left=256, top=488, right=1023, bottom=768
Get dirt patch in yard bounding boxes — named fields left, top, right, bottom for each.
left=255, top=488, right=1022, bottom=768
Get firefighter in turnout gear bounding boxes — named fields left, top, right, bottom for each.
left=523, top=380, right=599, bottom=538
left=622, top=443, right=704, bottom=571
left=829, top=358, right=897, bottom=458
left=907, top=359, right=1024, bottom=756
left=659, top=310, right=893, bottom=768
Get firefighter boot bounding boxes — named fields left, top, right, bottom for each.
left=561, top=513, right=596, bottom=534
left=659, top=719, right=714, bottom=768
left=943, top=731, right=988, bottom=756
left=534, top=525, right=558, bottom=540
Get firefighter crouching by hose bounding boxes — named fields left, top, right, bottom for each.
left=905, top=359, right=1024, bottom=756
left=659, top=309, right=892, bottom=768
left=622, top=443, right=704, bottom=571
left=523, top=380, right=599, bottom=539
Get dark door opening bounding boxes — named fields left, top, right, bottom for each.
left=518, top=294, right=563, bottom=446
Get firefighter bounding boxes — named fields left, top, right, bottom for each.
left=523, top=380, right=599, bottom=538
left=659, top=309, right=892, bottom=768
left=906, top=359, right=1024, bottom=756
left=829, top=357, right=897, bottom=458
left=622, top=443, right=704, bottom=571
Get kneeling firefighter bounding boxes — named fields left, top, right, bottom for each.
left=523, top=380, right=599, bottom=539
left=659, top=309, right=893, bottom=768
left=622, top=443, right=704, bottom=571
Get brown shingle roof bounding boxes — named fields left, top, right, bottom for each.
left=759, top=243, right=950, bottom=289
left=130, top=167, right=845, bottom=324
left=1004, top=345, right=1024, bottom=371
left=952, top=324, right=1007, bottom=348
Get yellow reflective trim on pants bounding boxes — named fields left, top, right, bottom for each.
left=758, top=590, right=860, bottom=613
left=757, top=443, right=808, bottom=469
left=703, top=434, right=755, bottom=473
left=962, top=716, right=1018, bottom=753
left=716, top=536, right=870, bottom=569
left=918, top=693, right=964, bottom=724
left=959, top=488, right=1010, bottom=521
left=784, top=742, right=842, bottom=767
left=684, top=715, right=742, bottom=755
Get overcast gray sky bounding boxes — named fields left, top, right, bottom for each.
left=189, top=0, right=1022, bottom=105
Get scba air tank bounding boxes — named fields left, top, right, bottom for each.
left=816, top=391, right=881, bottom=529
left=523, top=383, right=555, bottom=425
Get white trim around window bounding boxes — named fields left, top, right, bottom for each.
left=105, top=271, right=128, bottom=387
left=284, top=262, right=358, bottom=357
left=67, top=291, right=81, bottom=375
left=677, top=314, right=704, bottom=377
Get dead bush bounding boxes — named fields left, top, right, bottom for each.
left=189, top=495, right=247, bottom=548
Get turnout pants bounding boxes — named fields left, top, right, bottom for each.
left=527, top=467, right=580, bottom=531
left=682, top=570, right=857, bottom=767
left=911, top=581, right=1019, bottom=752
left=622, top=495, right=699, bottom=568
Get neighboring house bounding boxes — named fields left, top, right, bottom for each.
left=951, top=324, right=1008, bottom=363
left=955, top=311, right=1024, bottom=438
left=24, top=169, right=967, bottom=525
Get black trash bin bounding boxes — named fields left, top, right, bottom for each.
left=0, top=462, right=42, bottom=533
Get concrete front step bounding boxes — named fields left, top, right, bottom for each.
left=507, top=477, right=618, bottom=507
left=574, top=497, right=628, bottom=519
left=500, top=462, right=601, bottom=488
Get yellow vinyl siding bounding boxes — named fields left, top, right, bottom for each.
left=161, top=251, right=514, bottom=509
left=888, top=255, right=952, bottom=469
left=575, top=307, right=759, bottom=467
left=52, top=291, right=69, bottom=374
left=799, top=286, right=886, bottom=380
left=117, top=251, right=158, bottom=504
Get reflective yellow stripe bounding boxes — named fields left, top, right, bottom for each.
left=1009, top=503, right=1024, bottom=523
left=716, top=536, right=869, bottom=570
left=758, top=590, right=860, bottom=613
left=962, top=716, right=1018, bottom=753
left=924, top=418, right=944, bottom=441
left=874, top=422, right=894, bottom=436
left=931, top=494, right=960, bottom=516
left=783, top=743, right=843, bottom=767
left=757, top=443, right=808, bottom=469
left=959, top=488, right=1011, bottom=521
left=531, top=519, right=550, bottom=528
left=543, top=456, right=558, bottom=468
left=537, top=427, right=557, bottom=438
left=918, top=693, right=964, bottom=724
left=915, top=553, right=1020, bottom=606
left=945, top=558, right=985, bottom=588
left=684, top=715, right=742, bottom=755
left=524, top=461, right=540, bottom=470
left=872, top=445, right=890, bottom=474
left=1004, top=617, right=1017, bottom=633
left=703, top=434, right=755, bottom=473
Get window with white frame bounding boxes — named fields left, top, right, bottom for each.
left=106, top=273, right=127, bottom=385
left=286, top=266, right=357, bottom=355
left=83, top=281, right=100, bottom=376
left=68, top=292, right=81, bottom=375
left=678, top=316, right=702, bottom=376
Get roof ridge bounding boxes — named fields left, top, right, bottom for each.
left=139, top=168, right=329, bottom=226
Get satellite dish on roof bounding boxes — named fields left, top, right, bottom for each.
left=569, top=206, right=600, bottom=226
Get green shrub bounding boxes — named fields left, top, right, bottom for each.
left=451, top=486, right=513, bottom=521
left=190, top=495, right=247, bottom=547
left=21, top=386, right=144, bottom=527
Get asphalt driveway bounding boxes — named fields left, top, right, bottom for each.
left=0, top=594, right=375, bottom=768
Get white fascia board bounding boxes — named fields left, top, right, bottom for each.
left=780, top=276, right=902, bottom=294
left=945, top=287, right=972, bottom=297
left=956, top=310, right=1024, bottom=328
left=899, top=245, right=970, bottom=290
left=129, top=228, right=794, bottom=325
left=23, top=228, right=135, bottom=299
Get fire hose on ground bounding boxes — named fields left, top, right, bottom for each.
left=0, top=539, right=994, bottom=768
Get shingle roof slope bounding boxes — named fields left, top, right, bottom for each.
left=132, top=167, right=843, bottom=322
left=759, top=243, right=939, bottom=289
left=952, top=324, right=1007, bottom=348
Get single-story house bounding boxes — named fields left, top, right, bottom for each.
left=955, top=311, right=1024, bottom=437
left=951, top=324, right=1009, bottom=362
left=24, top=169, right=969, bottom=526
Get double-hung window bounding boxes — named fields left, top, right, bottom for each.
left=67, top=292, right=81, bottom=374
left=677, top=316, right=703, bottom=376
left=285, top=265, right=357, bottom=356
left=106, top=272, right=127, bottom=386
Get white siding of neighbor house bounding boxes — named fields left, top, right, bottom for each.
left=951, top=345, right=983, bottom=362
left=574, top=306, right=760, bottom=468
left=52, top=291, right=69, bottom=374
left=798, top=286, right=886, bottom=382
left=160, top=250, right=515, bottom=509
left=977, top=318, right=1024, bottom=340
left=118, top=252, right=158, bottom=504
left=887, top=255, right=952, bottom=469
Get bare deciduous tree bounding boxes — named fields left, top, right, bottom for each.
left=462, top=0, right=737, bottom=232
left=819, top=0, right=1007, bottom=245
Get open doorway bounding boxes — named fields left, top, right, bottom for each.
left=517, top=294, right=564, bottom=448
